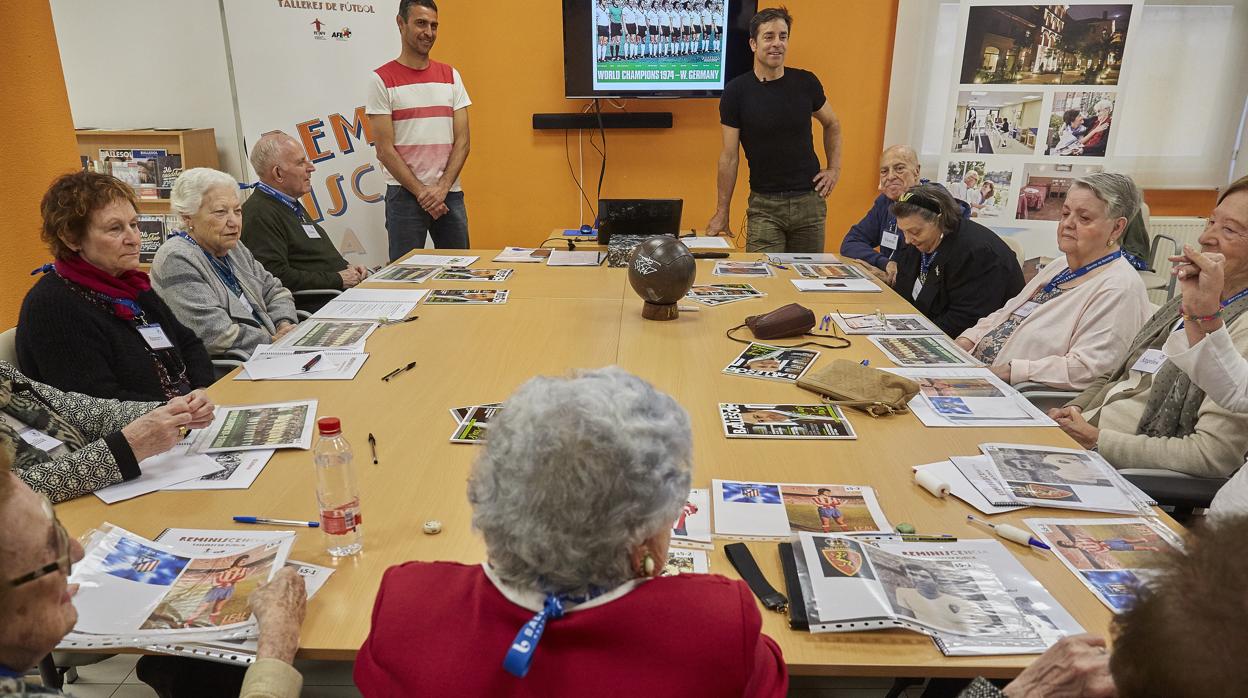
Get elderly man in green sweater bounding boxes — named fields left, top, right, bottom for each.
left=241, top=132, right=370, bottom=312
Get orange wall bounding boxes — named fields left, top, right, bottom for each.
left=433, top=1, right=899, bottom=250
left=1143, top=189, right=1218, bottom=218
left=0, top=3, right=80, bottom=328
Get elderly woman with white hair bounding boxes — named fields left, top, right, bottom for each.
left=151, top=168, right=297, bottom=356
left=353, top=367, right=787, bottom=696
left=955, top=173, right=1151, bottom=390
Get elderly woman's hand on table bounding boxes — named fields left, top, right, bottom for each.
left=1002, top=634, right=1117, bottom=698
left=1048, top=406, right=1100, bottom=450
left=251, top=567, right=307, bottom=664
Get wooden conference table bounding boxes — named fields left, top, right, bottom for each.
left=55, top=249, right=1170, bottom=679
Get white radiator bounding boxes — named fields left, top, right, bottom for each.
left=1144, top=216, right=1207, bottom=305
left=1149, top=216, right=1207, bottom=252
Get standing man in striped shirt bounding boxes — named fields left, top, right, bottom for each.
left=367, top=0, right=472, bottom=261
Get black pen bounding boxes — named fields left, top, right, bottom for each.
left=368, top=432, right=378, bottom=464
left=301, top=354, right=322, bottom=372
left=381, top=361, right=417, bottom=382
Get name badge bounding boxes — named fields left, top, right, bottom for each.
left=19, top=427, right=64, bottom=453
left=881, top=231, right=900, bottom=251
left=1131, top=348, right=1167, bottom=374
left=238, top=292, right=255, bottom=316
left=137, top=324, right=174, bottom=350
left=302, top=224, right=321, bottom=239
left=1012, top=301, right=1041, bottom=318
left=911, top=278, right=924, bottom=299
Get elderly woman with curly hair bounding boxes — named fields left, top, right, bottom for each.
left=151, top=168, right=297, bottom=356
left=16, top=171, right=213, bottom=402
left=353, top=367, right=787, bottom=695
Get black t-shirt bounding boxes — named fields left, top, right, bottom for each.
left=719, top=67, right=826, bottom=194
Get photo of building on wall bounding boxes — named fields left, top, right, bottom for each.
left=953, top=91, right=1044, bottom=155
left=1045, top=91, right=1117, bottom=157
left=1017, top=163, right=1104, bottom=220
left=960, top=5, right=1132, bottom=85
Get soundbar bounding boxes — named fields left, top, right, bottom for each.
left=532, top=112, right=673, bottom=130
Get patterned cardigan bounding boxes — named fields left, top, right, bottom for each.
left=0, top=361, right=159, bottom=503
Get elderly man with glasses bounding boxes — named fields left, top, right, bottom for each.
left=0, top=465, right=307, bottom=697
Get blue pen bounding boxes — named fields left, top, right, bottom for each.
left=234, top=516, right=319, bottom=528
left=967, top=515, right=1050, bottom=551
left=860, top=359, right=870, bottom=367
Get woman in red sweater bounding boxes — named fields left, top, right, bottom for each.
left=353, top=367, right=787, bottom=696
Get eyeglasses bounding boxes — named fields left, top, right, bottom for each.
left=6, top=495, right=72, bottom=588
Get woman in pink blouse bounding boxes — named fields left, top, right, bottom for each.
left=955, top=173, right=1151, bottom=390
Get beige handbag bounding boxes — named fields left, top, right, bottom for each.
left=797, top=359, right=920, bottom=417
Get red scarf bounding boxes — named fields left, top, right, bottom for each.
left=54, top=255, right=152, bottom=321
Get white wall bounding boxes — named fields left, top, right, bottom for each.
left=50, top=0, right=245, bottom=179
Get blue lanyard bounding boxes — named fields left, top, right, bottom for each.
left=502, top=590, right=598, bottom=678
left=174, top=232, right=245, bottom=297
left=1044, top=250, right=1121, bottom=293
left=0, top=665, right=22, bottom=678
left=919, top=251, right=937, bottom=281
left=253, top=182, right=302, bottom=217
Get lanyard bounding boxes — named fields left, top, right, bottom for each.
left=175, top=232, right=244, bottom=297
left=0, top=665, right=22, bottom=679
left=1044, top=250, right=1121, bottom=293
left=92, top=293, right=147, bottom=324
left=253, top=182, right=302, bottom=217
left=919, top=251, right=937, bottom=282
left=502, top=590, right=597, bottom=678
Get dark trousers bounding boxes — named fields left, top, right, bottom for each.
left=384, top=185, right=470, bottom=262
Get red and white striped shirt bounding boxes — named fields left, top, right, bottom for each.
left=366, top=59, right=471, bottom=191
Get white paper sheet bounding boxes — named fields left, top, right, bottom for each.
left=162, top=450, right=275, bottom=491
left=670, top=488, right=712, bottom=549
left=791, top=278, right=882, bottom=293
left=914, top=459, right=1021, bottom=515
left=237, top=353, right=367, bottom=381
left=833, top=313, right=941, bottom=336
left=546, top=250, right=604, bottom=266
left=271, top=320, right=378, bottom=352
left=881, top=368, right=1053, bottom=427
left=194, top=400, right=318, bottom=453
left=394, top=254, right=479, bottom=267
left=95, top=445, right=224, bottom=504
left=712, top=479, right=890, bottom=539
left=493, top=247, right=551, bottom=263
left=870, top=336, right=980, bottom=368
left=310, top=300, right=419, bottom=321
left=680, top=236, right=732, bottom=249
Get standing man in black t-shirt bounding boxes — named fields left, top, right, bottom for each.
left=706, top=7, right=841, bottom=253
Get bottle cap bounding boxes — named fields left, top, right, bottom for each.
left=317, top=417, right=342, bottom=436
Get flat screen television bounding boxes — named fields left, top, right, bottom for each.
left=563, top=0, right=759, bottom=99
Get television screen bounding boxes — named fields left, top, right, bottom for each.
left=564, top=0, right=759, bottom=99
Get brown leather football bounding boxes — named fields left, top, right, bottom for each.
left=627, top=237, right=696, bottom=305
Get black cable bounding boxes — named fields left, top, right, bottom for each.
left=538, top=237, right=577, bottom=251
left=564, top=129, right=596, bottom=220
left=593, top=99, right=607, bottom=204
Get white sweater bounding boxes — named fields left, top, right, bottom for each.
left=959, top=255, right=1151, bottom=390
left=1163, top=327, right=1248, bottom=518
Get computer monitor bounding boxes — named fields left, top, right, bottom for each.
left=597, top=199, right=683, bottom=246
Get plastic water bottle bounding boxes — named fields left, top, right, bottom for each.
left=312, top=417, right=363, bottom=557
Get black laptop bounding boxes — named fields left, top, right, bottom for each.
left=596, top=199, right=682, bottom=246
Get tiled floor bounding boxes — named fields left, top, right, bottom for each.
left=46, top=655, right=933, bottom=697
